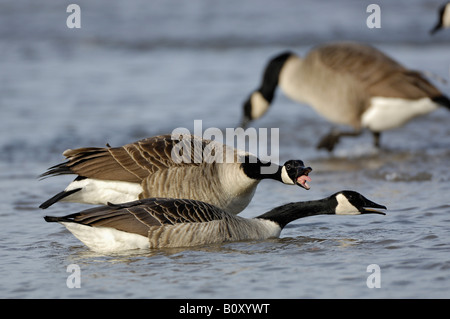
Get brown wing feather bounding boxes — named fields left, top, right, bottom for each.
left=55, top=198, right=229, bottom=237
left=314, top=42, right=443, bottom=99
left=43, top=134, right=218, bottom=182
left=367, top=70, right=443, bottom=99
left=61, top=147, right=141, bottom=182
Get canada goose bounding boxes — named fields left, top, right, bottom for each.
left=430, top=2, right=450, bottom=34
left=44, top=190, right=386, bottom=251
left=240, top=42, right=450, bottom=151
left=39, top=134, right=312, bottom=215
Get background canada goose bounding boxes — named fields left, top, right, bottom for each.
left=240, top=42, right=450, bottom=151
left=430, top=2, right=450, bottom=34
left=39, top=134, right=312, bottom=215
left=44, top=190, right=386, bottom=252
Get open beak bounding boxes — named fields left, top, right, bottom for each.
left=361, top=198, right=387, bottom=215
left=296, top=166, right=312, bottom=190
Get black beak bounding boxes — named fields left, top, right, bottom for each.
left=239, top=116, right=250, bottom=129
left=299, top=166, right=312, bottom=177
left=430, top=24, right=441, bottom=35
left=361, top=198, right=387, bottom=215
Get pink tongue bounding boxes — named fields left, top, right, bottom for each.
left=297, top=175, right=312, bottom=189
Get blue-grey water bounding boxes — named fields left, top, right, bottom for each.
left=1, top=0, right=450, bottom=299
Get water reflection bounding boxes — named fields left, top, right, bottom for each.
left=62, top=232, right=364, bottom=266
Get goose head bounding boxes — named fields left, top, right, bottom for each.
left=239, top=51, right=294, bottom=128
left=240, top=92, right=270, bottom=128
left=280, top=159, right=312, bottom=190
left=256, top=190, right=386, bottom=229
left=333, top=190, right=386, bottom=215
left=430, top=2, right=450, bottom=34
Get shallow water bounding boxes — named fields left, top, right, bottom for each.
left=1, top=0, right=450, bottom=299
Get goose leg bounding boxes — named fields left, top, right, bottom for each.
left=316, top=129, right=362, bottom=152
left=372, top=131, right=381, bottom=148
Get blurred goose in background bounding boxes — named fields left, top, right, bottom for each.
left=240, top=42, right=450, bottom=151
left=39, top=134, right=312, bottom=215
left=44, top=190, right=386, bottom=251
left=430, top=2, right=450, bottom=34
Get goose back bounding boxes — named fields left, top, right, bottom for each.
left=44, top=191, right=385, bottom=251
left=52, top=198, right=280, bottom=250
left=278, top=42, right=445, bottom=129
left=40, top=134, right=261, bottom=214
left=45, top=135, right=219, bottom=182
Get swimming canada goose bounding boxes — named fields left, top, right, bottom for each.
left=240, top=42, right=450, bottom=151
left=44, top=190, right=386, bottom=251
left=430, top=2, right=450, bottom=34
left=39, top=134, right=312, bottom=215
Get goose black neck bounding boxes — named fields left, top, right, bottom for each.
left=241, top=156, right=282, bottom=182
left=256, top=198, right=335, bottom=229
left=257, top=51, right=292, bottom=103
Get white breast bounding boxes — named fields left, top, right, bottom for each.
left=362, top=97, right=438, bottom=132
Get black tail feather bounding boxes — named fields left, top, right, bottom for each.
left=44, top=214, right=84, bottom=224
left=39, top=188, right=82, bottom=209
left=44, top=216, right=66, bottom=223
left=39, top=162, right=72, bottom=179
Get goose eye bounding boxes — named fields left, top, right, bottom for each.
left=285, top=164, right=291, bottom=170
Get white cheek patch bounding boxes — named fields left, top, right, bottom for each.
left=250, top=91, right=270, bottom=119
left=335, top=194, right=360, bottom=215
left=280, top=166, right=295, bottom=185
left=443, top=3, right=450, bottom=27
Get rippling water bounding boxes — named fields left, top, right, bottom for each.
left=1, top=0, right=450, bottom=299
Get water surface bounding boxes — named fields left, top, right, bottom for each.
left=1, top=0, right=450, bottom=299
